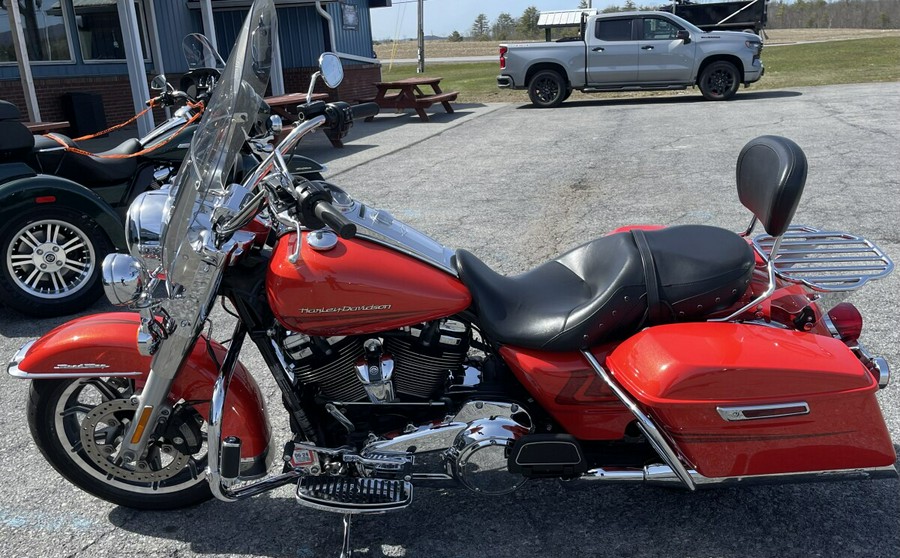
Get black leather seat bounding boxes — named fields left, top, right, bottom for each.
left=32, top=134, right=142, bottom=185
left=454, top=225, right=754, bottom=351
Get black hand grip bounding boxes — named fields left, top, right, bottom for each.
left=351, top=102, right=380, bottom=120
left=314, top=201, right=356, bottom=239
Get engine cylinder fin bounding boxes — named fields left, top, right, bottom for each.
left=288, top=337, right=367, bottom=402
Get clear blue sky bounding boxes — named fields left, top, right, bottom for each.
left=370, top=1, right=625, bottom=40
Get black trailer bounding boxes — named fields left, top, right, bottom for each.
left=659, top=0, right=768, bottom=35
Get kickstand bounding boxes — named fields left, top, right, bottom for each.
left=340, top=514, right=352, bottom=558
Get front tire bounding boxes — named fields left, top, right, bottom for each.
left=698, top=61, right=740, bottom=101
left=528, top=70, right=566, bottom=108
left=0, top=208, right=112, bottom=317
left=28, top=378, right=213, bottom=510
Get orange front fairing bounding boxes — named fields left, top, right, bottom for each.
left=16, top=313, right=270, bottom=460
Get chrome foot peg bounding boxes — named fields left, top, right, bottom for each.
left=296, top=476, right=412, bottom=513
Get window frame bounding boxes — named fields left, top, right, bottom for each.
left=76, top=0, right=153, bottom=65
left=593, top=17, right=636, bottom=43
left=0, top=0, right=77, bottom=66
left=638, top=16, right=685, bottom=42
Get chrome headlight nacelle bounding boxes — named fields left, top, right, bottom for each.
left=101, top=253, right=149, bottom=306
left=126, top=189, right=169, bottom=273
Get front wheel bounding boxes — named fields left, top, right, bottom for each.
left=698, top=61, right=740, bottom=101
left=528, top=70, right=566, bottom=108
left=28, top=378, right=213, bottom=510
left=0, top=208, right=112, bottom=317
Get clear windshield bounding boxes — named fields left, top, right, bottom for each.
left=161, top=0, right=276, bottom=278
left=182, top=33, right=227, bottom=71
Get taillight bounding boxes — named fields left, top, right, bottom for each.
left=827, top=302, right=863, bottom=341
left=499, top=46, right=507, bottom=70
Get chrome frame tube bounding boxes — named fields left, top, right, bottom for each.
left=582, top=351, right=697, bottom=491
left=573, top=463, right=898, bottom=489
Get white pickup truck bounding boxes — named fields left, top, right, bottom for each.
left=497, top=11, right=764, bottom=107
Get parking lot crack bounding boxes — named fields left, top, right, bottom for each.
left=66, top=510, right=139, bottom=558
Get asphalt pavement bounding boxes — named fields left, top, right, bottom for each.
left=1, top=82, right=899, bottom=558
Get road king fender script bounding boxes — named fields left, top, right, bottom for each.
left=8, top=312, right=271, bottom=461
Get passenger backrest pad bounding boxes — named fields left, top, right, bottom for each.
left=0, top=100, right=22, bottom=121
left=736, top=135, right=807, bottom=238
left=0, top=121, right=35, bottom=160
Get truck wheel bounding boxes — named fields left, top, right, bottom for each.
left=0, top=208, right=112, bottom=317
left=698, top=61, right=740, bottom=101
left=528, top=70, right=566, bottom=108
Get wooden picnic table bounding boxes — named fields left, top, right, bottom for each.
left=264, top=92, right=344, bottom=147
left=264, top=92, right=329, bottom=121
left=367, top=76, right=458, bottom=122
left=24, top=120, right=69, bottom=134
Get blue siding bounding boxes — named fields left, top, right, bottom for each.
left=214, top=1, right=374, bottom=69
left=152, top=0, right=202, bottom=74
left=329, top=0, right=375, bottom=63
left=2, top=0, right=375, bottom=80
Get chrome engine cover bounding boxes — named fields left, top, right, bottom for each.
left=361, top=401, right=533, bottom=495
left=449, top=414, right=531, bottom=495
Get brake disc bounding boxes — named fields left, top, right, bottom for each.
left=78, top=398, right=191, bottom=483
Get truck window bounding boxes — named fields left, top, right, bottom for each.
left=642, top=17, right=682, bottom=40
left=595, top=19, right=633, bottom=42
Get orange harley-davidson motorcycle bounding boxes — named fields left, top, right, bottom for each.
left=7, top=1, right=895, bottom=555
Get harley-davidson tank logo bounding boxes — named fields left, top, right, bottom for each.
left=53, top=363, right=111, bottom=370
left=298, top=304, right=392, bottom=314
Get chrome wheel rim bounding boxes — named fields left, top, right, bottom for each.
left=6, top=219, right=95, bottom=299
left=53, top=379, right=208, bottom=495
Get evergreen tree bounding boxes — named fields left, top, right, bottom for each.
left=470, top=13, right=490, bottom=40
left=492, top=13, right=517, bottom=41
left=518, top=6, right=541, bottom=39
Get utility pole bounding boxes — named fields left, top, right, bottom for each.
left=417, top=0, right=425, bottom=73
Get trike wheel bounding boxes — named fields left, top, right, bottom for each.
left=0, top=208, right=111, bottom=317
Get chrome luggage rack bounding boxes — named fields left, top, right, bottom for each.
left=752, top=225, right=894, bottom=292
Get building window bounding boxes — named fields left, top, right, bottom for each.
left=0, top=0, right=75, bottom=64
left=74, top=0, right=149, bottom=62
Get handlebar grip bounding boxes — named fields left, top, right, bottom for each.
left=313, top=201, right=356, bottom=239
left=351, top=102, right=380, bottom=120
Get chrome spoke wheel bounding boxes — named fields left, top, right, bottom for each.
left=6, top=218, right=95, bottom=299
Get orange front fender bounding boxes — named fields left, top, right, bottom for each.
left=9, top=312, right=271, bottom=465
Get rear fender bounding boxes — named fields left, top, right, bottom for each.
left=0, top=174, right=126, bottom=250
left=8, top=313, right=271, bottom=464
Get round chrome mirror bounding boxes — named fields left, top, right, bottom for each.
left=150, top=74, right=169, bottom=91
left=102, top=253, right=147, bottom=306
left=318, top=53, right=343, bottom=89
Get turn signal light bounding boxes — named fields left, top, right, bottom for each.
left=499, top=46, right=507, bottom=70
left=828, top=302, right=863, bottom=341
